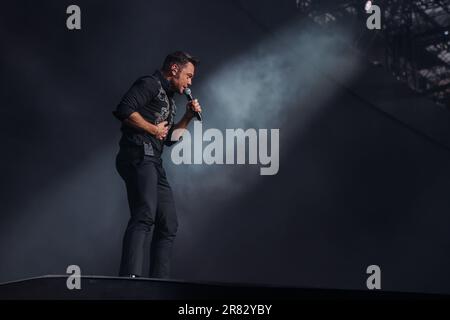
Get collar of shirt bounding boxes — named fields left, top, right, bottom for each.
left=154, top=70, right=175, bottom=97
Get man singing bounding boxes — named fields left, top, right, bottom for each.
left=113, top=51, right=201, bottom=278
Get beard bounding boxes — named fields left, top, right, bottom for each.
left=171, top=71, right=182, bottom=93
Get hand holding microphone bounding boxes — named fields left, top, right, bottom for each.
left=184, top=88, right=202, bottom=121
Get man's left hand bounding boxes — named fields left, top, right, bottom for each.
left=186, top=99, right=202, bottom=118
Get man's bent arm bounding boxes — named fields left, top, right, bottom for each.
left=169, top=112, right=194, bottom=142
left=124, top=111, right=158, bottom=136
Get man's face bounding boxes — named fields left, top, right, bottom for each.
left=170, top=62, right=195, bottom=94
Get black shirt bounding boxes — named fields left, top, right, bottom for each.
left=113, top=70, right=179, bottom=157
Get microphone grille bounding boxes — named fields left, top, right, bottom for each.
left=184, top=88, right=191, bottom=95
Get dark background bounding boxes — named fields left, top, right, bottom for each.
left=1, top=0, right=450, bottom=294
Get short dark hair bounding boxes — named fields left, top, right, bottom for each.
left=162, top=51, right=199, bottom=73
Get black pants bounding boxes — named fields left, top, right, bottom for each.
left=116, top=145, right=178, bottom=278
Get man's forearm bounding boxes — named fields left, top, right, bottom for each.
left=170, top=113, right=194, bottom=141
left=123, top=111, right=157, bottom=135
left=174, top=113, right=193, bottom=131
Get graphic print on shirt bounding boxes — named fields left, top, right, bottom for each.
left=154, top=80, right=176, bottom=128
left=155, top=83, right=170, bottom=124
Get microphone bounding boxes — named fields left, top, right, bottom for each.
left=183, top=88, right=202, bottom=121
